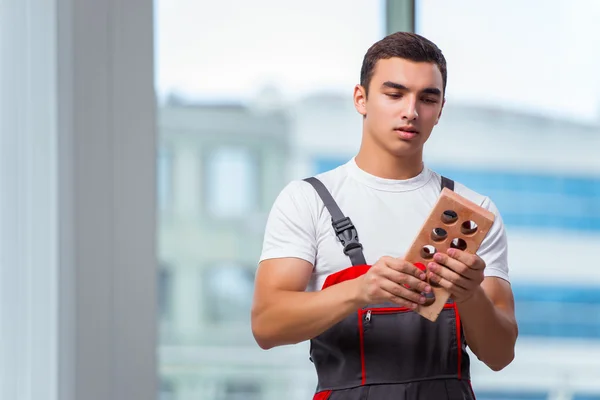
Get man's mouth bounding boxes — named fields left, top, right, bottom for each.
left=394, top=126, right=420, bottom=140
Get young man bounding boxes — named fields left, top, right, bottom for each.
left=251, top=32, right=518, bottom=399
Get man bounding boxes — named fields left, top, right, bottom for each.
left=251, top=32, right=518, bottom=400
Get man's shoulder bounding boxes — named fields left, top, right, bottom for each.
left=284, top=161, right=351, bottom=196
left=274, top=162, right=349, bottom=207
left=311, top=160, right=351, bottom=186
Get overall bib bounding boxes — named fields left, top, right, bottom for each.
left=303, top=176, right=476, bottom=400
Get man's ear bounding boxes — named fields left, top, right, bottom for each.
left=434, top=97, right=446, bottom=125
left=353, top=84, right=367, bottom=116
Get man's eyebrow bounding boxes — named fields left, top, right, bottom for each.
left=422, top=87, right=442, bottom=96
left=381, top=81, right=442, bottom=96
left=381, top=81, right=408, bottom=91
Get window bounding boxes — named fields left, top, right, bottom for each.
left=205, top=147, right=258, bottom=218
left=513, top=283, right=600, bottom=339
left=202, top=263, right=255, bottom=324
left=154, top=0, right=389, bottom=399
left=574, top=395, right=600, bottom=400
left=158, top=265, right=173, bottom=321
left=217, top=380, right=262, bottom=400
left=426, top=168, right=600, bottom=232
left=159, top=379, right=176, bottom=400
left=415, top=0, right=600, bottom=124
left=475, top=392, right=548, bottom=400
left=315, top=157, right=600, bottom=232
left=157, top=147, right=173, bottom=212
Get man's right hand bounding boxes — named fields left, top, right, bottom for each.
left=355, top=256, right=432, bottom=308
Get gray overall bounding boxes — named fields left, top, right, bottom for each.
left=303, top=176, right=476, bottom=400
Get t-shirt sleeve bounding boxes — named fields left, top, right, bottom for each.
left=259, top=180, right=317, bottom=265
left=478, top=197, right=510, bottom=283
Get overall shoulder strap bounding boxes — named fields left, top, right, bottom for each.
left=303, top=177, right=367, bottom=266
left=441, top=176, right=455, bottom=191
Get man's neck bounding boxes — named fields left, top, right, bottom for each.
left=354, top=147, right=424, bottom=180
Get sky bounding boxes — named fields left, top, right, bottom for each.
left=155, top=0, right=600, bottom=124
left=416, top=0, right=600, bottom=123
left=154, top=0, right=385, bottom=102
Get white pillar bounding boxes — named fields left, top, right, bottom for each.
left=0, top=0, right=157, bottom=399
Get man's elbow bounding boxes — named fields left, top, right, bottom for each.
left=486, top=321, right=518, bottom=371
left=252, top=326, right=276, bottom=350
left=484, top=349, right=515, bottom=372
left=253, top=335, right=275, bottom=350
left=251, top=310, right=279, bottom=350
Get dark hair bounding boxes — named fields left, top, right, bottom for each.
left=360, top=31, right=447, bottom=96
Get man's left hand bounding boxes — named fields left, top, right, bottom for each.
left=427, top=248, right=486, bottom=303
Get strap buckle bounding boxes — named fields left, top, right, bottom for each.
left=332, top=217, right=363, bottom=256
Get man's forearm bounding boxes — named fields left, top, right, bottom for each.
left=251, top=279, right=364, bottom=349
left=457, top=286, right=518, bottom=371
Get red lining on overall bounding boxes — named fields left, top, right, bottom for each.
left=321, top=264, right=371, bottom=385
left=321, top=264, right=371, bottom=289
left=320, top=264, right=465, bottom=388
left=312, top=390, right=332, bottom=400
left=454, top=303, right=463, bottom=379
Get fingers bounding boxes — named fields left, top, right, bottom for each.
left=382, top=256, right=426, bottom=279
left=427, top=262, right=470, bottom=291
left=387, top=268, right=431, bottom=292
left=428, top=270, right=469, bottom=297
left=432, top=253, right=473, bottom=279
left=382, top=271, right=432, bottom=299
left=444, top=248, right=485, bottom=271
left=366, top=257, right=433, bottom=307
left=381, top=283, right=426, bottom=308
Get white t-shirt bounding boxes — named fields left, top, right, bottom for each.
left=259, top=158, right=510, bottom=292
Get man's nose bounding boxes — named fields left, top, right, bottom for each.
left=401, top=97, right=418, bottom=121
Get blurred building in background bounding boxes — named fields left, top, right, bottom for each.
left=157, top=100, right=295, bottom=399
left=155, top=1, right=600, bottom=399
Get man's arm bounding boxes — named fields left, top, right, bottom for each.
left=251, top=256, right=432, bottom=350
left=427, top=195, right=517, bottom=371
left=428, top=250, right=518, bottom=371
left=456, top=277, right=518, bottom=371
left=251, top=257, right=363, bottom=350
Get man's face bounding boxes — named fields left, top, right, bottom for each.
left=354, top=57, right=445, bottom=157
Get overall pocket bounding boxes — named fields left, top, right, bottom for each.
left=310, top=311, right=363, bottom=391
left=359, top=303, right=461, bottom=385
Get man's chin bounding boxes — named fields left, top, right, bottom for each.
left=387, top=141, right=424, bottom=157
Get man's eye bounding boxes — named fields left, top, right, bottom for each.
left=422, top=98, right=438, bottom=104
left=386, top=93, right=402, bottom=99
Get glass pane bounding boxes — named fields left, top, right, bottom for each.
left=415, top=0, right=600, bottom=123
left=416, top=0, right=600, bottom=398
left=158, top=265, right=173, bottom=321
left=155, top=1, right=386, bottom=399
left=202, top=262, right=255, bottom=324
left=157, top=147, right=173, bottom=212
left=205, top=148, right=257, bottom=218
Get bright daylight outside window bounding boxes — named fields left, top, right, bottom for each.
left=154, top=1, right=386, bottom=399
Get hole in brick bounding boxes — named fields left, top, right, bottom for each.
left=422, top=291, right=436, bottom=306
left=461, top=220, right=478, bottom=235
left=427, top=270, right=442, bottom=288
left=441, top=210, right=458, bottom=224
left=450, top=238, right=467, bottom=251
left=420, top=245, right=436, bottom=259
left=431, top=227, right=448, bottom=242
